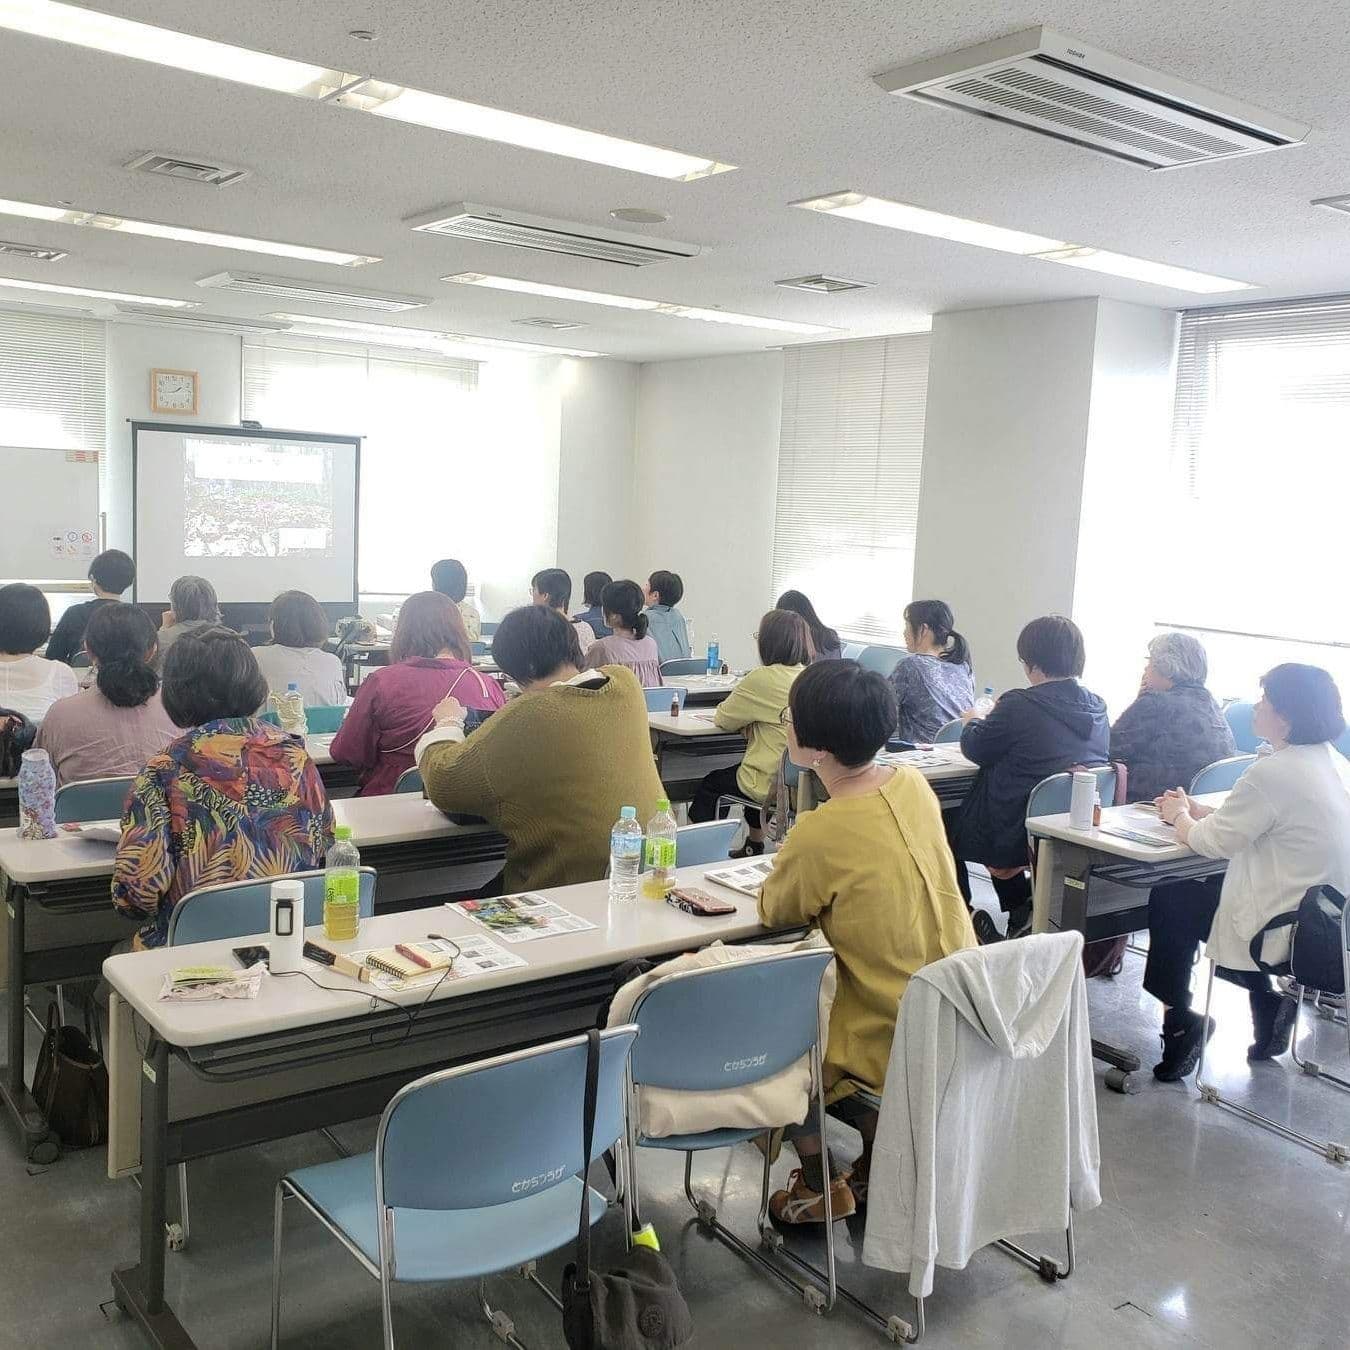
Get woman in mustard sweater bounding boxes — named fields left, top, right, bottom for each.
left=688, top=609, right=809, bottom=854
left=759, top=660, right=975, bottom=1225
left=415, top=606, right=664, bottom=892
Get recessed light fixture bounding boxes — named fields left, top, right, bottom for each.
left=0, top=195, right=377, bottom=266
left=791, top=190, right=1253, bottom=294
left=267, top=312, right=602, bottom=358
left=610, top=208, right=669, bottom=224
left=0, top=275, right=197, bottom=307
left=443, top=273, right=837, bottom=334
left=1, top=1, right=734, bottom=181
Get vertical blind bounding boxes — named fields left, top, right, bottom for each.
left=242, top=335, right=478, bottom=595
left=1166, top=296, right=1350, bottom=651
left=771, top=333, right=930, bottom=643
left=0, top=308, right=106, bottom=455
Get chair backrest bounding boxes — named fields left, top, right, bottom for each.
left=471, top=640, right=488, bottom=657
left=660, top=658, right=704, bottom=677
left=167, top=867, right=377, bottom=945
left=644, top=685, right=687, bottom=713
left=259, top=704, right=347, bottom=734
left=1189, top=754, right=1257, bottom=796
left=840, top=641, right=864, bottom=661
left=668, top=819, right=738, bottom=867
left=53, top=776, right=134, bottom=824
left=628, top=948, right=834, bottom=1091
left=856, top=644, right=904, bottom=676
left=934, top=718, right=965, bottom=744
left=1224, top=700, right=1261, bottom=754
left=480, top=621, right=499, bottom=636
left=393, top=766, right=424, bottom=794
left=377, top=1026, right=638, bottom=1211
left=1025, top=766, right=1120, bottom=821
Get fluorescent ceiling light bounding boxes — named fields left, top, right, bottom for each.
left=444, top=273, right=836, bottom=335
left=0, top=195, right=377, bottom=267
left=0, top=275, right=196, bottom=307
left=0, top=1, right=733, bottom=182
left=792, top=190, right=1254, bottom=294
left=267, top=313, right=601, bottom=358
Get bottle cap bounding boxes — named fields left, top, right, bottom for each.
left=656, top=797, right=670, bottom=812
left=620, top=806, right=636, bottom=820
left=335, top=825, right=353, bottom=840
left=271, top=879, right=304, bottom=901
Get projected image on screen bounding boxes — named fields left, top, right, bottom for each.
left=183, top=440, right=335, bottom=559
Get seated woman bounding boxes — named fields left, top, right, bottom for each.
left=1110, top=631, right=1236, bottom=803
left=37, top=604, right=177, bottom=785
left=415, top=606, right=664, bottom=891
left=330, top=590, right=503, bottom=795
left=430, top=557, right=481, bottom=643
left=0, top=583, right=78, bottom=723
left=776, top=589, right=842, bottom=662
left=1148, top=664, right=1350, bottom=1081
left=890, top=599, right=974, bottom=743
left=953, top=615, right=1109, bottom=943
left=643, top=570, right=691, bottom=663
left=759, top=660, right=976, bottom=1224
left=572, top=570, right=613, bottom=639
left=111, top=626, right=334, bottom=949
left=157, top=575, right=220, bottom=663
left=584, top=580, right=663, bottom=686
left=532, top=567, right=596, bottom=656
left=252, top=590, right=347, bottom=709
left=688, top=609, right=810, bottom=854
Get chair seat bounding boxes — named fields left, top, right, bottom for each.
left=638, top=1125, right=767, bottom=1152
left=287, top=1152, right=608, bottom=1283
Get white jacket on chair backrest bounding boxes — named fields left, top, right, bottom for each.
left=862, top=932, right=1101, bottom=1298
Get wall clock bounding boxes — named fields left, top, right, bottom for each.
left=151, top=368, right=199, bottom=415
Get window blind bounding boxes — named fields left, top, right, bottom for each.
left=771, top=333, right=930, bottom=643
left=0, top=308, right=106, bottom=455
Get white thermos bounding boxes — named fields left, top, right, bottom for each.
left=269, top=879, right=306, bottom=974
left=1069, top=771, right=1097, bottom=829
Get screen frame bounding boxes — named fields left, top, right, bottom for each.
left=131, top=420, right=362, bottom=630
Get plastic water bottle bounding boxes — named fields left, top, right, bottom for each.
left=974, top=685, right=996, bottom=717
left=706, top=634, right=720, bottom=675
left=273, top=681, right=308, bottom=735
left=323, top=825, right=362, bottom=940
left=641, top=798, right=679, bottom=899
left=608, top=806, right=643, bottom=903
left=17, top=748, right=57, bottom=840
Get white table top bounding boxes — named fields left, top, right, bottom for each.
left=878, top=744, right=977, bottom=782
left=648, top=710, right=732, bottom=738
left=668, top=673, right=740, bottom=694
left=305, top=733, right=335, bottom=765
left=1027, top=793, right=1227, bottom=863
left=104, top=861, right=769, bottom=1048
left=0, top=794, right=484, bottom=886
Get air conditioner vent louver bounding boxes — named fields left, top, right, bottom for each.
left=513, top=316, right=586, bottom=330
left=875, top=26, right=1309, bottom=169
left=124, top=152, right=249, bottom=187
left=407, top=202, right=701, bottom=266
left=195, top=271, right=429, bottom=312
left=0, top=240, right=67, bottom=261
left=113, top=305, right=291, bottom=334
left=775, top=274, right=873, bottom=293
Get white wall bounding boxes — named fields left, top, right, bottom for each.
left=633, top=353, right=784, bottom=671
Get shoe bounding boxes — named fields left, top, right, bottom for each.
left=728, top=838, right=765, bottom=859
left=846, top=1155, right=870, bottom=1210
left=768, top=1169, right=856, bottom=1225
left=1248, top=992, right=1298, bottom=1061
left=972, top=910, right=1003, bottom=945
left=1005, top=902, right=1034, bottom=940
left=1153, top=1010, right=1215, bottom=1082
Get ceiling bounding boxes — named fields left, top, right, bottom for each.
left=1, top=0, right=1348, bottom=362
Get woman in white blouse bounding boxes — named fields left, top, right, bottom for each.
left=251, top=590, right=347, bottom=709
left=0, top=584, right=78, bottom=723
left=1147, top=663, right=1350, bottom=1081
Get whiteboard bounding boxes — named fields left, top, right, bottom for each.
left=0, top=447, right=100, bottom=581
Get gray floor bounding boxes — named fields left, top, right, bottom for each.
left=2, top=954, right=1349, bottom=1349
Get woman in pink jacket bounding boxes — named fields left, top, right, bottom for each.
left=330, top=591, right=503, bottom=795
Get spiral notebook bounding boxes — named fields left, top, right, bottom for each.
left=361, top=942, right=455, bottom=981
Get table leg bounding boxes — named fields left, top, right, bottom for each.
left=0, top=883, right=57, bottom=1161
left=111, top=1035, right=196, bottom=1347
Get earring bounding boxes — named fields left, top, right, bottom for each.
left=811, top=756, right=823, bottom=769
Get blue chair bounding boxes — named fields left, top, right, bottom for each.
left=480, top=620, right=498, bottom=637
left=934, top=718, right=965, bottom=745
left=53, top=776, right=134, bottom=824
left=1025, top=766, right=1120, bottom=823
left=626, top=948, right=838, bottom=1310
left=259, top=705, right=348, bottom=734
left=272, top=1026, right=640, bottom=1350
left=1189, top=754, right=1257, bottom=796
left=644, top=686, right=687, bottom=714
left=470, top=640, right=488, bottom=657
left=168, top=867, right=377, bottom=945
left=667, top=820, right=738, bottom=867
left=1224, top=700, right=1261, bottom=754
left=856, top=644, right=904, bottom=676
left=660, top=657, right=705, bottom=677
left=393, top=767, right=423, bottom=794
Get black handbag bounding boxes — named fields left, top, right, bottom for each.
left=1251, top=884, right=1347, bottom=995
left=32, top=1001, right=109, bottom=1150
left=560, top=1030, right=693, bottom=1350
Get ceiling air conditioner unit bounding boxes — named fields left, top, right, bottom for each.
left=196, top=271, right=430, bottom=311
left=874, top=26, right=1309, bottom=169
left=406, top=202, right=702, bottom=266
left=114, top=305, right=292, bottom=334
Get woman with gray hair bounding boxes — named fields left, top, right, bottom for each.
left=157, top=575, right=221, bottom=664
left=1109, top=631, right=1236, bottom=803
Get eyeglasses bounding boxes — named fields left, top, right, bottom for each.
left=778, top=707, right=793, bottom=725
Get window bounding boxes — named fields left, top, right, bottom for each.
left=1165, top=296, right=1350, bottom=697
left=0, top=307, right=105, bottom=453
left=242, top=336, right=479, bottom=596
left=771, top=333, right=930, bottom=643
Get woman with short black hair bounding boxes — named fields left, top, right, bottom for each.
left=430, top=557, right=480, bottom=641
left=111, top=626, right=334, bottom=949
left=572, top=571, right=613, bottom=639
left=45, top=548, right=137, bottom=665
left=585, top=580, right=663, bottom=686
left=532, top=567, right=596, bottom=655
left=890, top=600, right=974, bottom=743
left=1146, top=663, right=1350, bottom=1081
left=644, top=569, right=691, bottom=663
left=252, top=590, right=347, bottom=710
left=0, top=582, right=78, bottom=722
left=776, top=589, right=842, bottom=663
left=759, top=660, right=975, bottom=1225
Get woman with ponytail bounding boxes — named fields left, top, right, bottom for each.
left=584, top=580, right=663, bottom=687
left=889, top=600, right=975, bottom=744
left=36, top=604, right=178, bottom=785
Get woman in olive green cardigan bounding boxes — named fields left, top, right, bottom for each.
left=415, top=606, right=664, bottom=893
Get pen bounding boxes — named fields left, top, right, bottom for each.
left=395, top=942, right=433, bottom=969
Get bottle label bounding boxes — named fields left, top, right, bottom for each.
left=611, top=834, right=643, bottom=859
left=324, top=869, right=360, bottom=905
left=644, top=837, right=676, bottom=870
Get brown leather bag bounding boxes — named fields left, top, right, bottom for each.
left=32, top=1002, right=109, bottom=1150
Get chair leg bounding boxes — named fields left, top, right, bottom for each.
left=477, top=1277, right=531, bottom=1348
left=1288, top=986, right=1350, bottom=1092
left=995, top=1209, right=1076, bottom=1282
left=170, top=1162, right=190, bottom=1252
left=318, top=1126, right=350, bottom=1157
left=271, top=1182, right=287, bottom=1350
